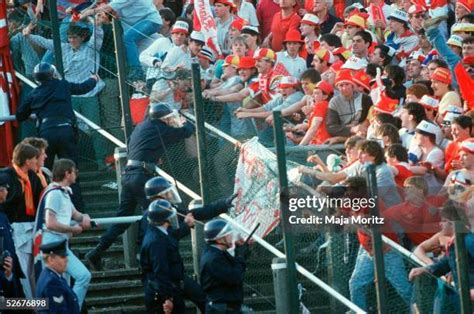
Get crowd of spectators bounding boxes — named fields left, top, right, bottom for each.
left=5, top=0, right=474, bottom=312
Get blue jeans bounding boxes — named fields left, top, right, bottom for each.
left=123, top=20, right=161, bottom=79
left=349, top=246, right=412, bottom=311
left=66, top=248, right=91, bottom=310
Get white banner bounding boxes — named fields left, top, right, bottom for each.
left=231, top=138, right=281, bottom=238
left=194, top=0, right=222, bottom=55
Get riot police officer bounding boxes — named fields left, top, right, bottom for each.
left=15, top=62, right=98, bottom=210
left=200, top=219, right=247, bottom=314
left=86, top=103, right=194, bottom=270
left=35, top=239, right=80, bottom=314
left=16, top=63, right=98, bottom=170
left=139, top=176, right=238, bottom=313
left=143, top=176, right=237, bottom=223
left=140, top=199, right=186, bottom=313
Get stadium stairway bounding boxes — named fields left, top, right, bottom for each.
left=73, top=165, right=334, bottom=313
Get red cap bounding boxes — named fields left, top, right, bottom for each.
left=253, top=48, right=276, bottom=62
left=335, top=69, right=354, bottom=86
left=431, top=67, right=452, bottom=85
left=283, top=29, right=304, bottom=43
left=231, top=18, right=247, bottom=31
left=215, top=0, right=236, bottom=10
left=408, top=4, right=426, bottom=15
left=329, top=60, right=344, bottom=73
left=457, top=0, right=474, bottom=12
left=353, top=70, right=371, bottom=92
left=238, top=56, right=256, bottom=69
left=315, top=80, right=333, bottom=95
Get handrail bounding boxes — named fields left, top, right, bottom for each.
left=14, top=71, right=365, bottom=313
left=15, top=72, right=127, bottom=148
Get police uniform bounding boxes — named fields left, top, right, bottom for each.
left=87, top=115, right=194, bottom=269
left=35, top=240, right=80, bottom=314
left=16, top=78, right=96, bottom=170
left=200, top=245, right=246, bottom=313
left=16, top=76, right=97, bottom=211
left=141, top=224, right=186, bottom=313
left=0, top=210, right=23, bottom=298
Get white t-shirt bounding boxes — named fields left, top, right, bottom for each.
left=43, top=183, right=74, bottom=242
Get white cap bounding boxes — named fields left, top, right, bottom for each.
left=241, top=25, right=260, bottom=35
left=416, top=120, right=440, bottom=136
left=342, top=56, right=368, bottom=70
left=389, top=9, right=409, bottom=23
left=171, top=21, right=189, bottom=34
left=301, top=13, right=320, bottom=26
left=444, top=112, right=462, bottom=123
left=451, top=171, right=471, bottom=186
left=419, top=95, right=439, bottom=110
left=278, top=76, right=300, bottom=88
left=190, top=31, right=205, bottom=44
left=447, top=35, right=464, bottom=48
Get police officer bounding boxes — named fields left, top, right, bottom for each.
left=86, top=103, right=195, bottom=270
left=16, top=62, right=99, bottom=210
left=140, top=199, right=186, bottom=313
left=16, top=62, right=98, bottom=170
left=142, top=176, right=238, bottom=229
left=139, top=176, right=238, bottom=312
left=200, top=219, right=247, bottom=314
left=0, top=173, right=23, bottom=298
left=35, top=239, right=80, bottom=314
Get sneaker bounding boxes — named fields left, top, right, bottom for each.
left=101, top=182, right=118, bottom=190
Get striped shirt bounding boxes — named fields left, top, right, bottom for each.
left=27, top=26, right=105, bottom=97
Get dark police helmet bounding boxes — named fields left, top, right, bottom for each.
left=148, top=103, right=173, bottom=120
left=204, top=218, right=233, bottom=243
left=33, top=63, right=58, bottom=83
left=147, top=199, right=178, bottom=227
left=145, top=176, right=173, bottom=200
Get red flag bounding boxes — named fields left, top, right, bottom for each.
left=193, top=0, right=222, bottom=57
left=454, top=62, right=474, bottom=110
left=0, top=0, right=20, bottom=167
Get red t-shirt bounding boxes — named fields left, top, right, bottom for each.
left=309, top=100, right=330, bottom=145
left=270, top=11, right=301, bottom=52
left=256, top=0, right=281, bottom=39
left=444, top=141, right=461, bottom=173
left=393, top=162, right=413, bottom=187
left=383, top=201, right=440, bottom=245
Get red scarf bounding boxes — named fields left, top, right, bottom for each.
left=13, top=164, right=35, bottom=216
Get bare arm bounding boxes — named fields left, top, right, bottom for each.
left=299, top=166, right=347, bottom=184
left=281, top=96, right=309, bottom=116
left=299, top=117, right=321, bottom=146
left=45, top=209, right=82, bottom=234
left=413, top=233, right=442, bottom=265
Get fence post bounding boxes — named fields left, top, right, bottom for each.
left=454, top=221, right=472, bottom=314
left=114, top=147, right=137, bottom=268
left=190, top=62, right=208, bottom=280
left=112, top=18, right=133, bottom=143
left=272, top=257, right=291, bottom=313
left=273, top=110, right=299, bottom=314
left=47, top=0, right=64, bottom=76
left=366, top=165, right=387, bottom=313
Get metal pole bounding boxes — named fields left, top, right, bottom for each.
left=114, top=147, right=137, bottom=268
left=365, top=164, right=387, bottom=313
left=47, top=0, right=64, bottom=76
left=112, top=18, right=133, bottom=143
left=454, top=221, right=472, bottom=314
left=273, top=111, right=299, bottom=313
left=272, top=257, right=291, bottom=313
left=191, top=62, right=209, bottom=281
